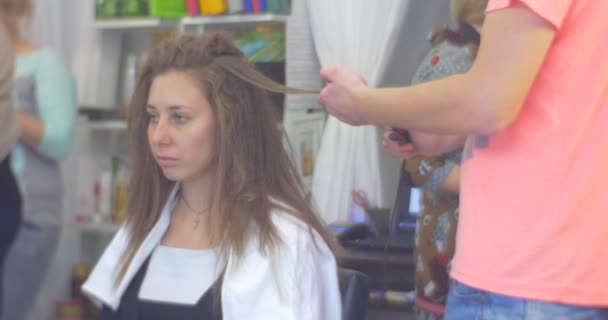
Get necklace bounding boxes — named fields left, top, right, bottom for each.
left=180, top=192, right=210, bottom=229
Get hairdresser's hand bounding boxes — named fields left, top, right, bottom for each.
left=319, top=67, right=370, bottom=126
left=382, top=129, right=419, bottom=160
left=410, top=131, right=468, bottom=157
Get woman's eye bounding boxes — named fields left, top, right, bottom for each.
left=173, top=114, right=189, bottom=124
left=148, top=113, right=160, bottom=123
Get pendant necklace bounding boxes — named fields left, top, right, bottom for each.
left=180, top=192, right=210, bottom=229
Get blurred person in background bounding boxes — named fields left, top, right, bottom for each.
left=0, top=10, right=21, bottom=320
left=0, top=0, right=76, bottom=319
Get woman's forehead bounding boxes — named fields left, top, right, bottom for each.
left=147, top=72, right=209, bottom=110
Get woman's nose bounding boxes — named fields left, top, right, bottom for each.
left=150, top=118, right=172, bottom=146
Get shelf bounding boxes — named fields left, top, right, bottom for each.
left=92, top=18, right=178, bottom=30
left=181, top=13, right=288, bottom=27
left=92, top=14, right=287, bottom=31
left=88, top=120, right=127, bottom=131
left=73, top=222, right=121, bottom=234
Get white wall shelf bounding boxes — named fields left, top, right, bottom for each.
left=88, top=120, right=127, bottom=131
left=75, top=222, right=121, bottom=266
left=92, top=18, right=178, bottom=30
left=92, top=14, right=288, bottom=31
left=181, top=13, right=288, bottom=27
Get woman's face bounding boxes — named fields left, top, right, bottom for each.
left=146, top=71, right=217, bottom=183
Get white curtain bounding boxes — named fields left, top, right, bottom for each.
left=70, top=0, right=122, bottom=108
left=29, top=0, right=121, bottom=108
left=307, top=0, right=410, bottom=223
left=285, top=0, right=323, bottom=108
left=26, top=0, right=77, bottom=63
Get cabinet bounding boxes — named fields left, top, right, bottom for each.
left=69, top=116, right=126, bottom=266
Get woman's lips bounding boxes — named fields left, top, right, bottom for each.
left=156, top=156, right=178, bottom=167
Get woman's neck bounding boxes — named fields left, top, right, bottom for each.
left=179, top=173, right=215, bottom=215
left=164, top=172, right=218, bottom=250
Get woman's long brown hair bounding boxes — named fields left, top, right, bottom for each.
left=115, top=32, right=337, bottom=288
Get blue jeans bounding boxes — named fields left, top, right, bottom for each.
left=445, top=280, right=608, bottom=320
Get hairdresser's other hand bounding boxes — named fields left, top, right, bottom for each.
left=409, top=131, right=468, bottom=157
left=319, top=66, right=370, bottom=126
left=382, top=129, right=419, bottom=160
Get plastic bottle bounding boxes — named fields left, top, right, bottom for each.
left=200, top=0, right=228, bottom=15
left=97, top=170, right=112, bottom=219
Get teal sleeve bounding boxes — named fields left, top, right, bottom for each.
left=35, top=51, right=77, bottom=161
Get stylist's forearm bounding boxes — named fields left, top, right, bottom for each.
left=358, top=74, right=494, bottom=135
left=359, top=8, right=556, bottom=135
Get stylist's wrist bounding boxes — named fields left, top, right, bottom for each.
left=354, top=86, right=374, bottom=126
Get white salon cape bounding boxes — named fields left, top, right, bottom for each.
left=82, top=185, right=342, bottom=320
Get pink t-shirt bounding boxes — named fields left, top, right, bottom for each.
left=455, top=0, right=608, bottom=306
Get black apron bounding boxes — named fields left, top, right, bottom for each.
left=100, top=258, right=223, bottom=320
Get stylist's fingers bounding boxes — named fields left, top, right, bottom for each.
left=383, top=131, right=413, bottom=150
left=321, top=66, right=368, bottom=87
left=383, top=130, right=410, bottom=146
left=320, top=67, right=338, bottom=83
left=383, top=130, right=397, bottom=145
left=383, top=134, right=417, bottom=159
left=400, top=147, right=419, bottom=160
left=358, top=74, right=369, bottom=86
left=383, top=144, right=417, bottom=160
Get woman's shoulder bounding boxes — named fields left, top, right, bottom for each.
left=266, top=204, right=333, bottom=255
left=270, top=206, right=316, bottom=244
left=241, top=206, right=337, bottom=273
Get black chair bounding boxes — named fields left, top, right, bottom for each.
left=338, top=268, right=370, bottom=320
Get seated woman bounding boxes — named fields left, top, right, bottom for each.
left=82, top=33, right=341, bottom=320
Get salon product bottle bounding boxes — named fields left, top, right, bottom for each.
left=200, top=0, right=228, bottom=15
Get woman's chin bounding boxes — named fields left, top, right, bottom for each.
left=160, top=165, right=214, bottom=184
left=160, top=168, right=185, bottom=182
